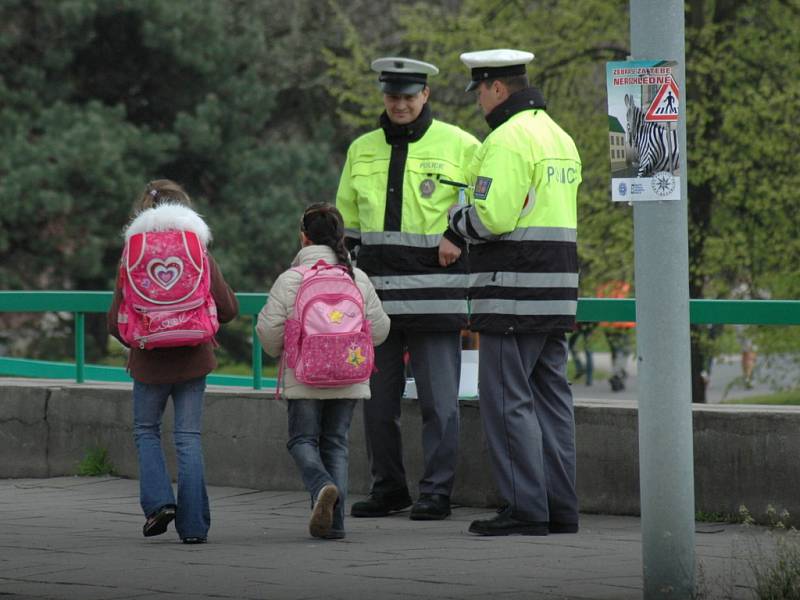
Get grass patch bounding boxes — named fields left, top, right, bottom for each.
left=724, top=389, right=800, bottom=405
left=696, top=510, right=738, bottom=523
left=751, top=531, right=800, bottom=599
left=77, top=447, right=116, bottom=476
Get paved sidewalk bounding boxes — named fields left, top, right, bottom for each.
left=0, top=477, right=775, bottom=599
left=570, top=353, right=775, bottom=404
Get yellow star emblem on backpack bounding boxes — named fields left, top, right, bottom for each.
left=328, top=310, right=344, bottom=323
left=347, top=345, right=366, bottom=367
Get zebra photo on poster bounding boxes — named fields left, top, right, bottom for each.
left=606, top=60, right=680, bottom=202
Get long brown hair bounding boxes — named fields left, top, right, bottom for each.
left=136, top=179, right=192, bottom=211
left=300, top=202, right=354, bottom=279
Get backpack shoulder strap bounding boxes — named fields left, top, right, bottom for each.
left=309, top=259, right=348, bottom=274
left=183, top=230, right=205, bottom=271
left=125, top=232, right=146, bottom=270
left=290, top=265, right=312, bottom=281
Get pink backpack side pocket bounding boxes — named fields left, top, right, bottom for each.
left=283, top=318, right=302, bottom=369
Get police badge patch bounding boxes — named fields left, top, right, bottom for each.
left=474, top=176, right=492, bottom=200
left=419, top=178, right=436, bottom=198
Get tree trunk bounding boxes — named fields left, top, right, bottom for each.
left=690, top=325, right=708, bottom=403
left=687, top=180, right=713, bottom=403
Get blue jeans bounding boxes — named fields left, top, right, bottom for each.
left=133, top=376, right=210, bottom=540
left=287, top=399, right=357, bottom=535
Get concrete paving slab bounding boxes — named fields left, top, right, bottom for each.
left=0, top=476, right=785, bottom=599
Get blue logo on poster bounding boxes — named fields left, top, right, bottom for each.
left=618, top=182, right=627, bottom=196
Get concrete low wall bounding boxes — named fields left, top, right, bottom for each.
left=2, top=379, right=799, bottom=521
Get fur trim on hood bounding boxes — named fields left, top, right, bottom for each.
left=124, top=203, right=212, bottom=245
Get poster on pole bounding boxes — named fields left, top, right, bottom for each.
left=606, top=60, right=680, bottom=202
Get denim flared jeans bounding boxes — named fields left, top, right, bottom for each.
left=287, top=398, right=357, bottom=535
left=133, top=376, right=210, bottom=540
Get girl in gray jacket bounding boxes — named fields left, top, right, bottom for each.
left=257, top=203, right=390, bottom=539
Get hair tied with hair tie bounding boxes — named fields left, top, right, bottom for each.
left=148, top=189, right=159, bottom=198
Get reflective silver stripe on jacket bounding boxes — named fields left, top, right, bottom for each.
left=468, top=206, right=496, bottom=239
left=500, top=227, right=577, bottom=243
left=360, top=231, right=443, bottom=248
left=465, top=226, right=577, bottom=244
left=371, top=273, right=471, bottom=290
left=451, top=212, right=578, bottom=243
left=469, top=272, right=579, bottom=289
left=381, top=299, right=468, bottom=315
left=450, top=205, right=496, bottom=241
left=470, top=299, right=578, bottom=315
left=357, top=227, right=575, bottom=247
left=344, top=228, right=361, bottom=240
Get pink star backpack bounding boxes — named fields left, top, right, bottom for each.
left=116, top=229, right=219, bottom=350
left=282, top=260, right=374, bottom=387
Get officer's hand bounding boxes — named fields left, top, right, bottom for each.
left=438, top=237, right=462, bottom=267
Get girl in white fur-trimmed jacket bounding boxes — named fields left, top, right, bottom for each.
left=108, top=180, right=238, bottom=544
left=257, top=203, right=389, bottom=540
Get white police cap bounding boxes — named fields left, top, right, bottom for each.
left=371, top=57, right=439, bottom=95
left=460, top=49, right=534, bottom=91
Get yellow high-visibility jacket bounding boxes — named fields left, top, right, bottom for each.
left=447, top=89, right=582, bottom=334
left=337, top=107, right=479, bottom=331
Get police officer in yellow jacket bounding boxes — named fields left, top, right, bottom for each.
left=445, top=49, right=582, bottom=536
left=337, top=57, right=479, bottom=520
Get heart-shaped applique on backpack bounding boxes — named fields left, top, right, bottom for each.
left=147, top=256, right=184, bottom=290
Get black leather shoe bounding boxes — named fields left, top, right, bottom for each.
left=351, top=488, right=412, bottom=517
left=549, top=521, right=579, bottom=534
left=468, top=511, right=548, bottom=536
left=410, top=493, right=451, bottom=520
left=181, top=536, right=207, bottom=544
left=142, top=504, right=176, bottom=538
left=609, top=375, right=625, bottom=391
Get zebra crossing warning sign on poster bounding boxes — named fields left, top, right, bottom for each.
left=606, top=59, right=681, bottom=202
left=645, top=79, right=679, bottom=122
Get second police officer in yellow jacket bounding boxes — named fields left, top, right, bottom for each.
left=336, top=57, right=480, bottom=520
left=445, top=49, right=583, bottom=536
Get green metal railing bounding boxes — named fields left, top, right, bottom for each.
left=1, top=291, right=799, bottom=388
left=0, top=291, right=270, bottom=388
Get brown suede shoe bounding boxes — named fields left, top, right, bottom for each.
left=309, top=484, right=339, bottom=538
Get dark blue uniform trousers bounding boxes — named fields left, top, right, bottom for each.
left=478, top=332, right=578, bottom=523
left=363, top=329, right=461, bottom=497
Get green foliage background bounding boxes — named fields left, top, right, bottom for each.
left=1, top=0, right=798, bottom=398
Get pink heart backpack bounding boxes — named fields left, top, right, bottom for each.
left=282, top=260, right=373, bottom=388
left=117, top=229, right=218, bottom=350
